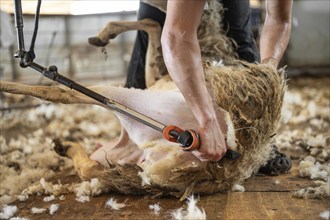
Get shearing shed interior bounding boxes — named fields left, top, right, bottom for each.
left=0, top=0, right=329, bottom=220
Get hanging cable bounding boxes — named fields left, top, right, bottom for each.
left=29, top=0, right=42, bottom=52
left=20, top=0, right=42, bottom=67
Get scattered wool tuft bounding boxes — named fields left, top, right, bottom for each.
left=31, top=207, right=47, bottom=214
left=211, top=60, right=224, bottom=67
left=320, top=210, right=330, bottom=220
left=224, top=113, right=237, bottom=151
left=49, top=204, right=59, bottom=215
left=40, top=178, right=54, bottom=194
left=8, top=217, right=29, bottom=220
left=274, top=180, right=280, bottom=185
left=171, top=195, right=206, bottom=220
left=0, top=205, right=18, bottom=219
left=149, top=203, right=161, bottom=215
left=171, top=208, right=184, bottom=220
left=307, top=101, right=317, bottom=117
left=293, top=180, right=330, bottom=199
left=231, top=184, right=245, bottom=192
left=74, top=178, right=104, bottom=197
left=43, top=195, right=55, bottom=202
left=0, top=195, right=14, bottom=205
left=90, top=178, right=103, bottom=195
left=105, top=198, right=126, bottom=210
left=76, top=195, right=90, bottom=203
left=280, top=108, right=292, bottom=124
left=138, top=171, right=151, bottom=186
left=298, top=156, right=329, bottom=181
left=17, top=194, right=29, bottom=202
left=307, top=134, right=327, bottom=147
left=0, top=100, right=121, bottom=201
left=59, top=195, right=65, bottom=201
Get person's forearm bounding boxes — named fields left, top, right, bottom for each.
left=260, top=18, right=291, bottom=66
left=162, top=31, right=216, bottom=126
left=260, top=0, right=293, bottom=66
left=161, top=0, right=226, bottom=161
left=161, top=0, right=216, bottom=126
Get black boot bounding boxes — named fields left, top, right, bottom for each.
left=258, top=145, right=292, bottom=175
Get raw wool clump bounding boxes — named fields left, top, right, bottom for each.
left=198, top=0, right=237, bottom=64
left=320, top=210, right=330, bottom=220
left=0, top=105, right=73, bottom=200
left=21, top=179, right=69, bottom=198
left=0, top=195, right=14, bottom=206
left=21, top=178, right=104, bottom=202
left=293, top=180, right=330, bottom=199
left=295, top=156, right=330, bottom=199
left=17, top=194, right=28, bottom=202
left=138, top=170, right=151, bottom=186
left=149, top=203, right=161, bottom=215
left=225, top=112, right=238, bottom=151
left=39, top=178, right=55, bottom=195
left=0, top=205, right=18, bottom=219
left=49, top=204, right=59, bottom=215
left=170, top=195, right=206, bottom=220
left=298, top=156, right=329, bottom=181
left=231, top=184, right=245, bottom=192
left=105, top=198, right=126, bottom=210
left=138, top=140, right=206, bottom=191
left=8, top=217, right=28, bottom=220
left=74, top=178, right=104, bottom=197
left=0, top=136, right=9, bottom=155
left=275, top=81, right=330, bottom=163
left=31, top=207, right=47, bottom=214
left=307, top=134, right=327, bottom=147
left=0, top=92, right=121, bottom=202
left=43, top=195, right=55, bottom=202
left=205, top=62, right=286, bottom=186
left=76, top=196, right=90, bottom=203
left=90, top=178, right=104, bottom=195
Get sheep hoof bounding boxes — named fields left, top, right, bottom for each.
left=53, top=139, right=71, bottom=157
left=88, top=37, right=108, bottom=47
left=258, top=149, right=292, bottom=176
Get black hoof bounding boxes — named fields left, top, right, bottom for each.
left=88, top=37, right=108, bottom=47
left=53, top=138, right=71, bottom=157
left=258, top=149, right=292, bottom=175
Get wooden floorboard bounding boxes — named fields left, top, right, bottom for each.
left=11, top=161, right=329, bottom=220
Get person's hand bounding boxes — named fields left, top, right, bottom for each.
left=192, top=118, right=227, bottom=162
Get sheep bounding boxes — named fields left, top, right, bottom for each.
left=0, top=1, right=285, bottom=200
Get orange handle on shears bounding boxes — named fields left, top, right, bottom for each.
left=163, top=125, right=240, bottom=160
left=163, top=125, right=200, bottom=151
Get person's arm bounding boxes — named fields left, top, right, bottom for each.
left=161, top=0, right=227, bottom=161
left=260, top=0, right=293, bottom=67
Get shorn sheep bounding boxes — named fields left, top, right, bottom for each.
left=0, top=2, right=287, bottom=200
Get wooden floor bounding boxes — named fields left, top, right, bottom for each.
left=12, top=161, right=329, bottom=220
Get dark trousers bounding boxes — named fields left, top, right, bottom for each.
left=125, top=0, right=260, bottom=89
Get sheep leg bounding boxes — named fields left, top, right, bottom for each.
left=89, top=127, right=144, bottom=166
left=0, top=80, right=100, bottom=105
left=53, top=139, right=105, bottom=181
left=0, top=80, right=145, bottom=164
left=88, top=19, right=164, bottom=88
left=53, top=138, right=149, bottom=196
